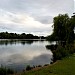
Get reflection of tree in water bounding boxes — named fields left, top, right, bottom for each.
left=0, top=40, right=14, bottom=45
left=0, top=40, right=18, bottom=45
left=21, top=40, right=45, bottom=45
left=21, top=41, right=26, bottom=45
left=21, top=40, right=33, bottom=45
left=26, top=41, right=33, bottom=45
left=0, top=39, right=46, bottom=46
left=0, top=40, right=34, bottom=45
left=45, top=42, right=58, bottom=62
left=46, top=44, right=57, bottom=51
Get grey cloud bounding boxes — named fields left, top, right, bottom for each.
left=0, top=0, right=74, bottom=15
left=0, top=0, right=73, bottom=24
left=0, top=0, right=74, bottom=18
left=34, top=16, right=53, bottom=24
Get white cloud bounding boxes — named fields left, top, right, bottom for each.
left=0, top=0, right=74, bottom=36
left=0, top=9, right=53, bottom=36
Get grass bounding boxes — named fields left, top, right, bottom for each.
left=19, top=54, right=75, bottom=75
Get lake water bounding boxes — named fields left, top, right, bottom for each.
left=0, top=39, right=53, bottom=71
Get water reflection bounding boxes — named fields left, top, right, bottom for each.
left=0, top=40, right=53, bottom=71
left=0, top=39, right=34, bottom=45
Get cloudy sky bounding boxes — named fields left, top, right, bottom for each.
left=0, top=0, right=74, bottom=36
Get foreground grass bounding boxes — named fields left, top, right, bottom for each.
left=20, top=54, right=75, bottom=75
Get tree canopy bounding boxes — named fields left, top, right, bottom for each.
left=47, top=14, right=75, bottom=44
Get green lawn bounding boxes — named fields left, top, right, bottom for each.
left=21, top=54, right=75, bottom=75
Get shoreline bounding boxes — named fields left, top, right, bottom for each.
left=11, top=61, right=58, bottom=75
left=12, top=54, right=75, bottom=75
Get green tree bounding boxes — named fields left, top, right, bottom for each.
left=46, top=14, right=75, bottom=60
left=47, top=14, right=74, bottom=45
left=53, top=14, right=69, bottom=42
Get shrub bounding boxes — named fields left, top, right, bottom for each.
left=26, top=65, right=31, bottom=71
left=44, top=64, right=49, bottom=66
left=37, top=65, right=42, bottom=67
left=53, top=45, right=69, bottom=61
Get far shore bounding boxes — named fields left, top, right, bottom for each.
left=0, top=39, right=46, bottom=41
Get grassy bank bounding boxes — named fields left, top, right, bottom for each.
left=18, top=54, right=75, bottom=75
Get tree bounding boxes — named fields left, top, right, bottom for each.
left=46, top=14, right=75, bottom=60
left=65, top=18, right=74, bottom=43
left=53, top=14, right=69, bottom=42
left=47, top=14, right=74, bottom=45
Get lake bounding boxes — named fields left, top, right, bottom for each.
left=0, top=39, right=53, bottom=71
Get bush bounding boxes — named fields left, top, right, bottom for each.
left=53, top=45, right=69, bottom=61
left=26, top=65, right=31, bottom=71
left=44, top=64, right=49, bottom=66
left=37, top=65, right=42, bottom=67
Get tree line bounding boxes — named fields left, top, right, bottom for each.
left=0, top=32, right=45, bottom=39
